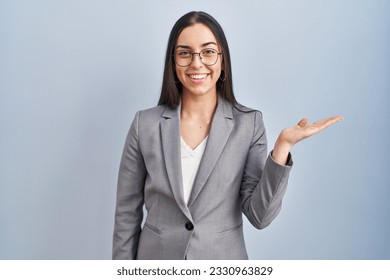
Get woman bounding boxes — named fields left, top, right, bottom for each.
left=112, top=11, right=342, bottom=260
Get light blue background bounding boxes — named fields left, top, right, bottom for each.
left=1, top=0, right=389, bottom=259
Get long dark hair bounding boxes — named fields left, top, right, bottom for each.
left=158, top=11, right=236, bottom=108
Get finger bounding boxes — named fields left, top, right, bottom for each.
left=297, top=118, right=309, bottom=127
left=310, top=116, right=343, bottom=133
left=312, top=116, right=343, bottom=127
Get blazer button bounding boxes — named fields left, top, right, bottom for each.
left=185, top=221, right=194, bottom=231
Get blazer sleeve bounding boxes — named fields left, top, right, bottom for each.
left=240, top=111, right=293, bottom=229
left=113, top=111, right=146, bottom=259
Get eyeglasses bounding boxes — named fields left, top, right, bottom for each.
left=174, top=48, right=223, bottom=67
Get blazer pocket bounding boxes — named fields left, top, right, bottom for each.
left=144, top=223, right=162, bottom=236
left=217, top=223, right=243, bottom=238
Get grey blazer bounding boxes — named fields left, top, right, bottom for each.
left=113, top=97, right=293, bottom=260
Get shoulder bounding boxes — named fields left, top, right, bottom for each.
left=219, top=99, right=265, bottom=136
left=137, top=105, right=167, bottom=118
left=228, top=101, right=264, bottom=126
left=229, top=102, right=266, bottom=143
left=131, top=104, right=173, bottom=124
left=217, top=96, right=264, bottom=125
left=232, top=102, right=262, bottom=116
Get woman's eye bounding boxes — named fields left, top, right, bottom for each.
left=177, top=51, right=191, bottom=57
left=202, top=49, right=217, bottom=56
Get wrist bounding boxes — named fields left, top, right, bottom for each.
left=275, top=136, right=293, bottom=151
left=272, top=137, right=292, bottom=165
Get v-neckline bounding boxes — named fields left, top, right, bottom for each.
left=180, top=136, right=208, bottom=155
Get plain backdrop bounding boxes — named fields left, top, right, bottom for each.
left=1, top=0, right=389, bottom=259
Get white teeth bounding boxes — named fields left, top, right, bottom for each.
left=189, top=74, right=207, bottom=80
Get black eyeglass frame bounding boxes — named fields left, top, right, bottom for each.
left=173, top=49, right=223, bottom=67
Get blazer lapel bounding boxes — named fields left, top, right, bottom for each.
left=188, top=98, right=235, bottom=207
left=160, top=105, right=193, bottom=221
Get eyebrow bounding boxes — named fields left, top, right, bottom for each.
left=176, top=41, right=218, bottom=49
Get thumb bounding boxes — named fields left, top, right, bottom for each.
left=297, top=118, right=309, bottom=127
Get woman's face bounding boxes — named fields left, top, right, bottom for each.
left=175, top=23, right=223, bottom=98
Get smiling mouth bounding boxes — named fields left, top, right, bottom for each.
left=188, top=74, right=209, bottom=80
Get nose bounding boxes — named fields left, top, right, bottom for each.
left=190, top=53, right=203, bottom=67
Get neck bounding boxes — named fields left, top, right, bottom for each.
left=180, top=92, right=218, bottom=120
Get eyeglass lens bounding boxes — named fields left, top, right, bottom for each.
left=175, top=49, right=220, bottom=67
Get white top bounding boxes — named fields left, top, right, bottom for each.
left=180, top=136, right=208, bottom=205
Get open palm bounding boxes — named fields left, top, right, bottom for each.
left=272, top=115, right=343, bottom=165
left=279, top=115, right=343, bottom=146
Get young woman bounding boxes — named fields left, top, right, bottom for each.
left=112, top=11, right=342, bottom=260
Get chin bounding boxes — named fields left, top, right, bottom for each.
left=186, top=89, right=214, bottom=96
